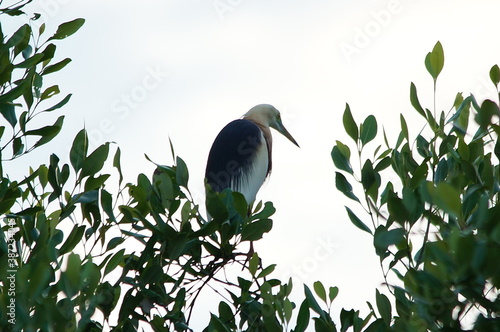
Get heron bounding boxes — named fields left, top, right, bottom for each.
left=205, top=104, right=299, bottom=210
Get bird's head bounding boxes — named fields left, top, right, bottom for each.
left=244, top=104, right=300, bottom=147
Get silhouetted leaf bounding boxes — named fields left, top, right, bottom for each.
left=62, top=253, right=81, bottom=298
left=113, top=147, right=123, bottom=185
left=335, top=172, right=359, bottom=202
left=329, top=286, right=339, bottom=303
left=176, top=156, right=189, bottom=187
left=49, top=18, right=85, bottom=40
left=0, top=102, right=17, bottom=127
left=343, top=103, right=358, bottom=142
left=25, top=115, right=64, bottom=148
left=376, top=289, right=392, bottom=326
left=294, top=300, right=311, bottom=332
left=104, top=249, right=124, bottom=276
left=42, top=93, right=72, bottom=113
left=40, top=85, right=60, bottom=100
left=304, top=285, right=324, bottom=317
left=70, top=129, right=88, bottom=172
left=345, top=206, right=372, bottom=234
left=331, top=145, right=353, bottom=174
left=42, top=58, right=71, bottom=75
left=410, top=82, right=425, bottom=117
left=59, top=225, right=85, bottom=255
left=313, top=281, right=327, bottom=303
left=425, top=41, right=444, bottom=80
left=241, top=219, right=272, bottom=241
left=490, top=64, right=500, bottom=86
left=360, top=115, right=377, bottom=145
left=80, top=143, right=109, bottom=179
left=374, top=226, right=405, bottom=252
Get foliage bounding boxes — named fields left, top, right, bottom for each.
left=0, top=3, right=337, bottom=331
left=333, top=41, right=500, bottom=330
left=2, top=2, right=500, bottom=331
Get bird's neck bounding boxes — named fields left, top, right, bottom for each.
left=256, top=123, right=273, bottom=175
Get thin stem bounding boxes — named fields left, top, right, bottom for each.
left=416, top=216, right=431, bottom=268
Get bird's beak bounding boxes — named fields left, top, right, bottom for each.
left=273, top=120, right=300, bottom=147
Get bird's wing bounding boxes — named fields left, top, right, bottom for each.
left=205, top=119, right=269, bottom=204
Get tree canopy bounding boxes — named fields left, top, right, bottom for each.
left=1, top=2, right=500, bottom=331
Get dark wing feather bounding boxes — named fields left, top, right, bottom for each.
left=205, top=119, right=264, bottom=193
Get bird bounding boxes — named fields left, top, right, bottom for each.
left=205, top=104, right=299, bottom=209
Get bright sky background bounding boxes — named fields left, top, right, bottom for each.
left=5, top=0, right=500, bottom=330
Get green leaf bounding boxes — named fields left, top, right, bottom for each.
left=175, top=156, right=189, bottom=187
left=250, top=201, right=276, bottom=221
left=22, top=44, right=32, bottom=59
left=361, top=159, right=379, bottom=200
left=0, top=102, right=17, bottom=127
left=62, top=253, right=82, bottom=297
left=218, top=301, right=234, bottom=322
left=13, top=137, right=24, bottom=156
left=80, top=143, right=110, bottom=179
left=25, top=115, right=64, bottom=148
left=85, top=174, right=110, bottom=191
left=450, top=96, right=471, bottom=135
left=101, top=189, right=115, bottom=222
left=113, top=147, right=123, bottom=185
left=40, top=43, right=56, bottom=62
left=331, top=145, right=353, bottom=174
left=6, top=24, right=30, bottom=56
left=59, top=225, right=86, bottom=255
left=15, top=53, right=44, bottom=68
left=168, top=232, right=188, bottom=259
left=387, top=191, right=410, bottom=223
left=335, top=172, right=359, bottom=202
left=257, top=264, right=276, bottom=279
left=0, top=81, right=30, bottom=104
left=49, top=18, right=85, bottom=40
left=476, top=99, right=500, bottom=128
left=425, top=41, right=444, bottom=81
left=70, top=129, right=88, bottom=172
left=41, top=93, right=72, bottom=113
left=294, top=300, right=311, bottom=332
left=360, top=115, right=377, bottom=145
left=424, top=182, right=462, bottom=219
left=313, top=281, right=327, bottom=303
left=335, top=140, right=351, bottom=160
left=375, top=289, right=392, bottom=326
left=425, top=109, right=438, bottom=132
left=42, top=58, right=71, bottom=75
left=304, top=284, right=324, bottom=318
left=206, top=189, right=229, bottom=221
left=329, top=286, right=339, bottom=303
left=490, top=64, right=500, bottom=87
left=40, top=85, right=60, bottom=100
left=345, top=206, right=372, bottom=234
left=104, top=248, right=125, bottom=276
left=374, top=156, right=391, bottom=172
left=72, top=190, right=98, bottom=204
left=231, top=191, right=248, bottom=219
left=241, top=219, right=272, bottom=241
left=374, top=226, right=405, bottom=252
left=410, top=82, right=425, bottom=117
left=343, top=103, right=358, bottom=142
left=400, top=114, right=409, bottom=142
left=249, top=252, right=260, bottom=276
left=209, top=314, right=232, bottom=332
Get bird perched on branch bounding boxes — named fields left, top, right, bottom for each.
left=205, top=104, right=299, bottom=208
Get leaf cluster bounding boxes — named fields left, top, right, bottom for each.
left=334, top=41, right=500, bottom=330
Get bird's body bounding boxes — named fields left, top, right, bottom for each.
left=205, top=104, right=299, bottom=206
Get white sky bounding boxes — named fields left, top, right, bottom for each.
left=5, top=0, right=500, bottom=330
